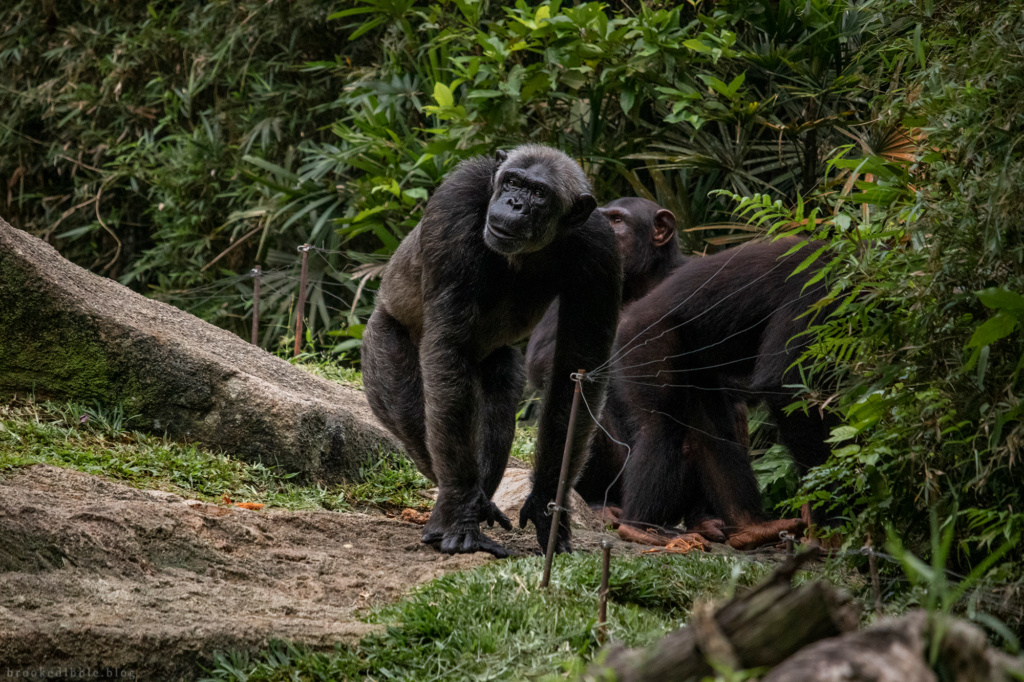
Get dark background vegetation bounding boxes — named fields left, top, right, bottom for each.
left=2, top=0, right=1022, bottom=626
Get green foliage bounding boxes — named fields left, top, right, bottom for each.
left=0, top=0, right=365, bottom=345
left=511, top=423, right=538, bottom=466
left=886, top=509, right=1019, bottom=653
left=1, top=0, right=896, bottom=357
left=294, top=355, right=364, bottom=387
left=202, top=552, right=773, bottom=682
left=725, top=0, right=1024, bottom=594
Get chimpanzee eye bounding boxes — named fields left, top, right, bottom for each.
left=506, top=177, right=519, bottom=189
left=532, top=188, right=544, bottom=199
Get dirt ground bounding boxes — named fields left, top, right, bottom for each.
left=0, top=465, right=621, bottom=680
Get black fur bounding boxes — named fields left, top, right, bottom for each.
left=608, top=238, right=836, bottom=531
left=362, top=146, right=621, bottom=557
left=526, top=197, right=690, bottom=507
left=525, top=197, right=686, bottom=392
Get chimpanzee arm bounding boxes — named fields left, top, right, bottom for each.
left=417, top=288, right=516, bottom=555
left=419, top=332, right=480, bottom=491
left=521, top=224, right=621, bottom=550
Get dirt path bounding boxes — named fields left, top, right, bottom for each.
left=0, top=465, right=612, bottom=679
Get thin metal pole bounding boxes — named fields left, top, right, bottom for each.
left=781, top=530, right=794, bottom=557
left=868, top=542, right=882, bottom=617
left=250, top=265, right=261, bottom=346
left=598, top=539, right=612, bottom=643
left=541, top=369, right=585, bottom=589
left=294, top=244, right=310, bottom=357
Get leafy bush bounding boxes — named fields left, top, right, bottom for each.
left=0, top=0, right=365, bottom=343
left=735, top=1, right=1024, bottom=585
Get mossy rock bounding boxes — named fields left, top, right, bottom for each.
left=0, top=217, right=400, bottom=481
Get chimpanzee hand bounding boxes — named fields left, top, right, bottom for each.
left=480, top=499, right=513, bottom=530
left=519, top=491, right=572, bottom=554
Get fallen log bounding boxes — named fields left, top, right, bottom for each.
left=764, top=610, right=1024, bottom=682
left=592, top=551, right=861, bottom=681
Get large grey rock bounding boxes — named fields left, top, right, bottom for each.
left=0, top=218, right=400, bottom=480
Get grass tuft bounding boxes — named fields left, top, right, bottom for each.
left=347, top=451, right=434, bottom=511
left=292, top=356, right=363, bottom=388
left=0, top=399, right=429, bottom=512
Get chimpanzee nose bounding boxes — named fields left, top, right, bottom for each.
left=507, top=197, right=523, bottom=211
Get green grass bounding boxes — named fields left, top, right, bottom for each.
left=293, top=356, right=363, bottom=388
left=347, top=452, right=435, bottom=510
left=511, top=423, right=537, bottom=466
left=202, top=552, right=776, bottom=682
left=0, top=399, right=430, bottom=512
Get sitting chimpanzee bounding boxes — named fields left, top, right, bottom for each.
left=362, top=145, right=621, bottom=558
left=525, top=198, right=750, bottom=546
left=603, top=237, right=836, bottom=548
left=525, top=196, right=686, bottom=392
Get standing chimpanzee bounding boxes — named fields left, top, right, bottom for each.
left=604, top=238, right=835, bottom=549
left=362, top=145, right=621, bottom=558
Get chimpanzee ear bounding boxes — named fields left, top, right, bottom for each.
left=495, top=150, right=509, bottom=164
left=651, top=208, right=678, bottom=248
left=566, top=193, right=597, bottom=226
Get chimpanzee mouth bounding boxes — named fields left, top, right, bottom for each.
left=483, top=221, right=525, bottom=254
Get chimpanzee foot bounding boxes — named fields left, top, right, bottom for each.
left=689, top=518, right=727, bottom=544
left=726, top=517, right=806, bottom=550
left=617, top=523, right=670, bottom=546
left=617, top=524, right=710, bottom=552
left=519, top=491, right=572, bottom=554
left=439, top=527, right=511, bottom=558
left=591, top=505, right=624, bottom=528
left=421, top=488, right=512, bottom=557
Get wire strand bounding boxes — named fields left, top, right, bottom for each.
left=601, top=288, right=820, bottom=377
left=591, top=247, right=805, bottom=378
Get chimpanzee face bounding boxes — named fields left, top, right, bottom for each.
left=484, top=162, right=563, bottom=255
left=599, top=202, right=638, bottom=261
left=598, top=197, right=677, bottom=278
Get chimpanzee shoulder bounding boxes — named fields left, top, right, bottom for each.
left=421, top=155, right=498, bottom=231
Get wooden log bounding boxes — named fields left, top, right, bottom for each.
left=593, top=551, right=861, bottom=682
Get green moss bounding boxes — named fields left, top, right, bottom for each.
left=0, top=258, right=112, bottom=401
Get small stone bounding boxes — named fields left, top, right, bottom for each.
left=490, top=469, right=603, bottom=532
